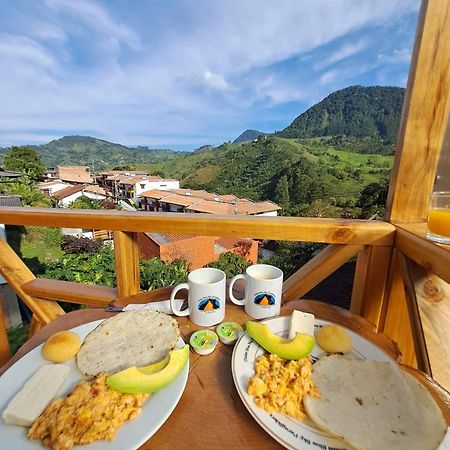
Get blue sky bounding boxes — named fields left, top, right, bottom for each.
left=0, top=0, right=419, bottom=150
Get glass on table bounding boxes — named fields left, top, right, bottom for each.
left=426, top=191, right=450, bottom=244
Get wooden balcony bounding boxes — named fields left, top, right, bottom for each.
left=1, top=0, right=450, bottom=395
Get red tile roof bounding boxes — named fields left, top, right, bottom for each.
left=57, top=166, right=93, bottom=184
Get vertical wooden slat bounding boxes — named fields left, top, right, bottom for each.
left=283, top=244, right=362, bottom=302
left=386, top=0, right=450, bottom=222
left=113, top=231, right=140, bottom=297
left=0, top=289, right=11, bottom=366
left=380, top=251, right=418, bottom=367
left=27, top=315, right=43, bottom=340
left=350, top=246, right=393, bottom=327
left=0, top=236, right=64, bottom=324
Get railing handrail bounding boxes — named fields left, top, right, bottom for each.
left=0, top=207, right=395, bottom=245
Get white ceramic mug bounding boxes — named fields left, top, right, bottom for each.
left=228, top=264, right=283, bottom=320
left=170, top=267, right=226, bottom=326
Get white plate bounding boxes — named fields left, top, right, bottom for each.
left=0, top=319, right=189, bottom=450
left=232, top=316, right=395, bottom=450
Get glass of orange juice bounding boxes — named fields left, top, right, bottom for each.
left=426, top=192, right=450, bottom=244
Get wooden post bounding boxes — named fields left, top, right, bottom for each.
left=351, top=246, right=392, bottom=327
left=114, top=231, right=140, bottom=297
left=0, top=287, right=11, bottom=366
left=386, top=0, right=450, bottom=222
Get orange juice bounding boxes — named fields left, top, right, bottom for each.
left=427, top=208, right=450, bottom=237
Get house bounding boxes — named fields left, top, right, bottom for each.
left=37, top=180, right=73, bottom=196
left=53, top=184, right=110, bottom=207
left=140, top=188, right=280, bottom=216
left=115, top=176, right=180, bottom=206
left=137, top=233, right=258, bottom=269
left=97, top=170, right=148, bottom=189
left=44, top=166, right=93, bottom=184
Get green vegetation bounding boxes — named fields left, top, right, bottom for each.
left=207, top=252, right=251, bottom=278
left=0, top=136, right=181, bottom=170
left=3, top=146, right=45, bottom=181
left=278, top=86, right=405, bottom=155
left=69, top=196, right=103, bottom=209
left=139, top=258, right=189, bottom=290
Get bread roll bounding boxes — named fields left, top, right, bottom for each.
left=42, top=331, right=81, bottom=362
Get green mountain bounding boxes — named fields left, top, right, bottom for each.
left=278, top=86, right=405, bottom=154
left=233, top=129, right=266, bottom=144
left=0, top=136, right=180, bottom=171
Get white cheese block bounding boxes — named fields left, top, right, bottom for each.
left=288, top=310, right=315, bottom=340
left=2, top=364, right=69, bottom=426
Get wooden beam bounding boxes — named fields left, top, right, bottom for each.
left=394, top=222, right=450, bottom=284
left=0, top=236, right=64, bottom=324
left=27, top=316, right=42, bottom=339
left=0, top=208, right=395, bottom=246
left=0, top=288, right=11, bottom=367
left=398, top=253, right=431, bottom=373
left=380, top=250, right=418, bottom=368
left=22, top=279, right=118, bottom=307
left=114, top=231, right=140, bottom=297
left=351, top=246, right=393, bottom=327
left=386, top=0, right=450, bottom=222
left=283, top=244, right=362, bottom=302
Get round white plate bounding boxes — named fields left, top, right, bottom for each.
left=232, top=316, right=395, bottom=450
left=0, top=319, right=189, bottom=450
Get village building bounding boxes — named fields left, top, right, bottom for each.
left=37, top=180, right=73, bottom=196
left=140, top=189, right=280, bottom=216
left=137, top=233, right=258, bottom=270
left=53, top=184, right=110, bottom=207
left=44, top=166, right=93, bottom=184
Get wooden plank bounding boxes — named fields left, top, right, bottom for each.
left=380, top=251, right=417, bottom=368
left=0, top=289, right=11, bottom=367
left=0, top=208, right=395, bottom=245
left=394, top=222, right=450, bottom=284
left=22, top=279, right=117, bottom=307
left=0, top=237, right=64, bottom=324
left=405, top=259, right=450, bottom=391
left=282, top=244, right=362, bottom=302
left=27, top=316, right=42, bottom=339
left=114, top=231, right=140, bottom=297
left=398, top=254, right=431, bottom=373
left=386, top=0, right=450, bottom=222
left=351, top=246, right=392, bottom=327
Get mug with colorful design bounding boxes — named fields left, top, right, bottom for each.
left=228, top=264, right=283, bottom=320
left=170, top=267, right=226, bottom=326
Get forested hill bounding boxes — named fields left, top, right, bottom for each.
left=233, top=129, right=266, bottom=144
left=24, top=136, right=180, bottom=170
left=278, top=86, right=405, bottom=154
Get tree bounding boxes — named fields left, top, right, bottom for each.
left=274, top=175, right=290, bottom=206
left=358, top=181, right=389, bottom=218
left=69, top=196, right=102, bottom=209
left=3, top=146, right=45, bottom=181
left=207, top=253, right=250, bottom=278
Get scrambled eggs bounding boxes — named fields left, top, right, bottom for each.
left=28, top=373, right=149, bottom=450
left=248, top=353, right=318, bottom=420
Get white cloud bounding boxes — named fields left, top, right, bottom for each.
left=201, top=71, right=231, bottom=91
left=0, top=0, right=419, bottom=147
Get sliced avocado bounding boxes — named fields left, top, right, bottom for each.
left=246, top=321, right=314, bottom=360
left=106, top=345, right=189, bottom=394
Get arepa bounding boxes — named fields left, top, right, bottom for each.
left=76, top=310, right=180, bottom=377
left=304, top=355, right=446, bottom=450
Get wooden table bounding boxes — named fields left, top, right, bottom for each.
left=2, top=300, right=449, bottom=449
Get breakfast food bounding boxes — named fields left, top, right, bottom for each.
left=76, top=310, right=180, bottom=377
left=107, top=344, right=189, bottom=394
left=304, top=355, right=447, bottom=450
left=216, top=321, right=243, bottom=345
left=287, top=310, right=315, bottom=339
left=248, top=354, right=318, bottom=420
left=29, top=373, right=148, bottom=449
left=2, top=365, right=69, bottom=427
left=189, top=329, right=218, bottom=355
left=42, top=331, right=81, bottom=362
left=246, top=320, right=315, bottom=360
left=316, top=324, right=352, bottom=353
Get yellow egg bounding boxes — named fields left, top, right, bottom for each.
left=317, top=325, right=352, bottom=354
left=42, top=331, right=81, bottom=362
